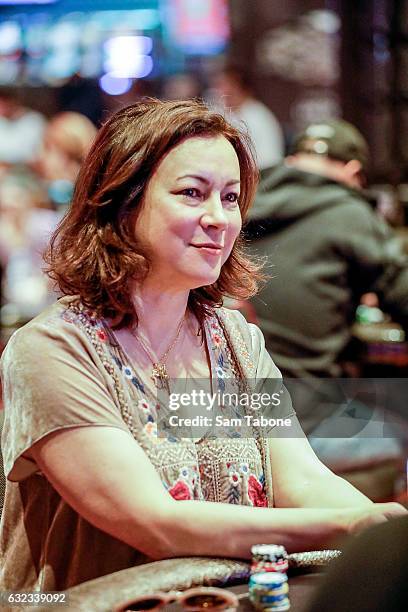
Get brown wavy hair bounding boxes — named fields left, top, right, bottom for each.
left=45, top=98, right=264, bottom=328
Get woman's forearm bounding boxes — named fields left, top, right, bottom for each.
left=152, top=501, right=351, bottom=559
left=33, top=427, right=404, bottom=563
left=278, top=474, right=374, bottom=509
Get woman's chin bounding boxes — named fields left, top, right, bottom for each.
left=187, top=269, right=221, bottom=290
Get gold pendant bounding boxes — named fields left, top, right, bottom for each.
left=151, top=362, right=170, bottom=392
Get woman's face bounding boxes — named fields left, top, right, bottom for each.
left=135, top=135, right=242, bottom=291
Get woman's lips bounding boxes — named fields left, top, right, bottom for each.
left=191, top=244, right=223, bottom=256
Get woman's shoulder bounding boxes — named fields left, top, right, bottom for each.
left=1, top=297, right=99, bottom=366
left=215, top=306, right=263, bottom=351
left=214, top=306, right=281, bottom=379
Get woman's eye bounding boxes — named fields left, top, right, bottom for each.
left=181, top=188, right=201, bottom=199
left=224, top=192, right=239, bottom=204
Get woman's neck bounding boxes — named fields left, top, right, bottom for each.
left=130, top=285, right=190, bottom=357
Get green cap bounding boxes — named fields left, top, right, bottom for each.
left=292, top=119, right=369, bottom=169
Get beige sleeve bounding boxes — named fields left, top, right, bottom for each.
left=221, top=308, right=295, bottom=419
left=248, top=321, right=295, bottom=420
left=0, top=317, right=131, bottom=482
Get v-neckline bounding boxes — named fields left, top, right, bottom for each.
left=102, top=313, right=220, bottom=388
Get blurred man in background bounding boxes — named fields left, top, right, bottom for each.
left=246, top=119, right=408, bottom=382
left=211, top=66, right=284, bottom=169
left=245, top=120, right=408, bottom=476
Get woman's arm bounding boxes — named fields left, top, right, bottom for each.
left=268, top=417, right=375, bottom=508
left=31, top=425, right=405, bottom=559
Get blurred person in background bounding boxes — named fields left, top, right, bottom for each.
left=211, top=66, right=284, bottom=170
left=0, top=88, right=46, bottom=169
left=0, top=111, right=98, bottom=322
left=244, top=120, right=408, bottom=468
left=245, top=119, right=408, bottom=383
left=35, top=111, right=97, bottom=210
left=163, top=73, right=202, bottom=101
left=0, top=168, right=57, bottom=322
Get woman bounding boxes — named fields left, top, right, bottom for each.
left=0, top=99, right=405, bottom=591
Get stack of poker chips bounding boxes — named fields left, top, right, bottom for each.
left=251, top=544, right=289, bottom=574
left=249, top=545, right=290, bottom=610
left=249, top=572, right=290, bottom=611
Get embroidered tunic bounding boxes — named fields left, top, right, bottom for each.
left=0, top=297, right=292, bottom=591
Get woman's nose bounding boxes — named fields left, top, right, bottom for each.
left=200, top=195, right=228, bottom=229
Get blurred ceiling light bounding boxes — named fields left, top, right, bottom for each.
left=0, top=21, right=22, bottom=54
left=48, top=21, right=80, bottom=49
left=99, top=73, right=133, bottom=96
left=127, top=9, right=159, bottom=30
left=26, top=21, right=48, bottom=57
left=42, top=52, right=80, bottom=81
left=103, top=35, right=153, bottom=78
left=307, top=10, right=341, bottom=34
left=91, top=10, right=159, bottom=32
left=80, top=51, right=101, bottom=78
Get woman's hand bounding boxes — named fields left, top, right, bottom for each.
left=347, top=502, right=407, bottom=535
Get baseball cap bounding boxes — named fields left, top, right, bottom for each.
left=292, top=119, right=369, bottom=169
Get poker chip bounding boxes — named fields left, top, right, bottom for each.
left=249, top=571, right=290, bottom=610
left=251, top=544, right=288, bottom=563
left=249, top=572, right=287, bottom=588
left=251, top=544, right=289, bottom=580
left=252, top=559, right=289, bottom=573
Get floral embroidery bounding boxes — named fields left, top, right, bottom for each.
left=144, top=421, right=157, bottom=437
left=138, top=399, right=151, bottom=413
left=131, top=376, right=144, bottom=392
left=212, top=332, right=222, bottom=347
left=61, top=311, right=76, bottom=324
left=228, top=471, right=241, bottom=487
left=123, top=366, right=133, bottom=379
left=59, top=301, right=270, bottom=507
left=179, top=466, right=190, bottom=479
left=248, top=474, right=268, bottom=507
left=169, top=479, right=192, bottom=501
left=111, top=354, right=144, bottom=392
left=215, top=365, right=226, bottom=379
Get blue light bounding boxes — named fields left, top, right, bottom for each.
left=0, top=22, right=22, bottom=54
left=99, top=73, right=132, bottom=96
left=0, top=1, right=57, bottom=4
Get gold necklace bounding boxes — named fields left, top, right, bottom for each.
left=130, top=316, right=184, bottom=392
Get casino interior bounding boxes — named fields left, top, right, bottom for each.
left=0, top=1, right=407, bottom=611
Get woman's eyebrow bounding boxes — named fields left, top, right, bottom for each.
left=176, top=174, right=240, bottom=186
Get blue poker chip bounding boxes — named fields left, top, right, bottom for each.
left=260, top=592, right=288, bottom=603
left=249, top=571, right=288, bottom=588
